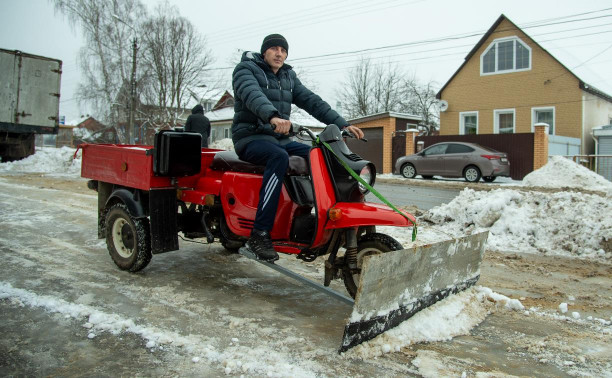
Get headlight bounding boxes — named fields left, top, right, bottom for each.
left=358, top=163, right=376, bottom=194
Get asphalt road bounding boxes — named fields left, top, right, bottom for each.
left=1, top=173, right=610, bottom=377
left=366, top=180, right=462, bottom=210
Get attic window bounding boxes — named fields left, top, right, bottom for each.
left=481, top=37, right=531, bottom=75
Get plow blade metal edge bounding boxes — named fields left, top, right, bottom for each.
left=340, top=231, right=488, bottom=352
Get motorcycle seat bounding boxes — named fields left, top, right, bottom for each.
left=211, top=151, right=309, bottom=175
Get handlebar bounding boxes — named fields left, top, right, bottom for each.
left=270, top=122, right=367, bottom=142
left=342, top=129, right=368, bottom=142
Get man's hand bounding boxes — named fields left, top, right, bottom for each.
left=270, top=117, right=292, bottom=135
left=345, top=125, right=364, bottom=139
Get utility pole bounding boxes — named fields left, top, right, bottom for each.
left=112, top=14, right=138, bottom=145
left=129, top=38, right=137, bottom=145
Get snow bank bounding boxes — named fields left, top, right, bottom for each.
left=0, top=146, right=81, bottom=175
left=425, top=188, right=611, bottom=259
left=523, top=155, right=612, bottom=192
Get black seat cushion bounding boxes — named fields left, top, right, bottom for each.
left=211, top=151, right=309, bottom=175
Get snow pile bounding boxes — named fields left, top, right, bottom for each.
left=351, top=286, right=524, bottom=359
left=0, top=146, right=81, bottom=175
left=523, top=155, right=612, bottom=192
left=424, top=188, right=611, bottom=259
left=209, top=138, right=234, bottom=151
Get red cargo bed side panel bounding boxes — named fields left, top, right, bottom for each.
left=81, top=144, right=171, bottom=190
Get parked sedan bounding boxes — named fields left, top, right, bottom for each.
left=395, top=142, right=510, bottom=182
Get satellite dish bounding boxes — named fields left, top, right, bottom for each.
left=438, top=100, right=449, bottom=112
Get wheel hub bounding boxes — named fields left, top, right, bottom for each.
left=111, top=218, right=135, bottom=258
left=121, top=223, right=135, bottom=250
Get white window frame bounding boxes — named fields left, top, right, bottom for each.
left=459, top=111, right=479, bottom=135
left=480, top=36, right=532, bottom=76
left=531, top=106, right=555, bottom=135
left=494, top=108, right=516, bottom=134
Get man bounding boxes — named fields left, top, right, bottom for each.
left=185, top=104, right=211, bottom=148
left=232, top=33, right=364, bottom=262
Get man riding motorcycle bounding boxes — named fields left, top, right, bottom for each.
left=231, top=33, right=364, bottom=262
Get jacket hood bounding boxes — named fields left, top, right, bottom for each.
left=241, top=51, right=292, bottom=71
left=192, top=104, right=204, bottom=114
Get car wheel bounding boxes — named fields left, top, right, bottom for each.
left=463, top=165, right=481, bottom=182
left=401, top=163, right=417, bottom=178
left=482, top=176, right=496, bottom=182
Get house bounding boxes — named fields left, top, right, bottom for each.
left=73, top=116, right=118, bottom=145
left=436, top=14, right=612, bottom=156
left=346, top=112, right=422, bottom=174
left=204, top=90, right=235, bottom=143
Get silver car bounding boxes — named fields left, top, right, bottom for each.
left=395, top=142, right=510, bottom=182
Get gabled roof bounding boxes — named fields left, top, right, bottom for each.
left=212, top=90, right=235, bottom=111
left=77, top=116, right=106, bottom=132
left=436, top=14, right=612, bottom=103
left=348, top=111, right=422, bottom=124
left=205, top=107, right=234, bottom=122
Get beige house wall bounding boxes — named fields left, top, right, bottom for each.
left=440, top=19, right=582, bottom=142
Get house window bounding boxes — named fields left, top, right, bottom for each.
left=494, top=109, right=515, bottom=134
left=460, top=112, right=478, bottom=135
left=532, top=107, right=555, bottom=135
left=481, top=37, right=531, bottom=75
left=224, top=128, right=230, bottom=138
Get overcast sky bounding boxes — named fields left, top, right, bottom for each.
left=1, top=0, right=611, bottom=124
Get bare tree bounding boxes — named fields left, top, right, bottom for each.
left=336, top=58, right=404, bottom=119
left=52, top=0, right=147, bottom=143
left=139, top=1, right=214, bottom=129
left=401, top=79, right=440, bottom=135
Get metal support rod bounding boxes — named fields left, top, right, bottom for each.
left=239, top=248, right=355, bottom=306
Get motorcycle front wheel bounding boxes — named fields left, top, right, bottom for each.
left=342, top=233, right=403, bottom=298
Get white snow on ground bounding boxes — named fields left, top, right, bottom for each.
left=1, top=147, right=611, bottom=376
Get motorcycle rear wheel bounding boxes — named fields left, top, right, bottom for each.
left=342, top=233, right=403, bottom=298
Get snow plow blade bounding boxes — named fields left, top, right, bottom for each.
left=340, top=231, right=488, bottom=352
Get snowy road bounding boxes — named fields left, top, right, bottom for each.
left=1, top=173, right=611, bottom=377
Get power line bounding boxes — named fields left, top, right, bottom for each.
left=207, top=0, right=425, bottom=47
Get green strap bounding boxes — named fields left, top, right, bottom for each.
left=319, top=138, right=417, bottom=241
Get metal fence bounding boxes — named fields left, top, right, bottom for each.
left=562, top=155, right=612, bottom=181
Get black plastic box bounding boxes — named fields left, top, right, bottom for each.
left=153, top=130, right=201, bottom=177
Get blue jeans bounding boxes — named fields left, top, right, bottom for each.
left=238, top=140, right=311, bottom=231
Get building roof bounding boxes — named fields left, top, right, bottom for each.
left=348, top=111, right=422, bottom=124
left=435, top=14, right=612, bottom=103
left=205, top=107, right=234, bottom=122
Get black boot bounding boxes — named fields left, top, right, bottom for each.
left=245, top=229, right=279, bottom=262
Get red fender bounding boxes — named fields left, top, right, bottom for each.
left=324, top=202, right=416, bottom=229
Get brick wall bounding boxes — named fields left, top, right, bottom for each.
left=439, top=18, right=582, bottom=139
left=533, top=123, right=549, bottom=170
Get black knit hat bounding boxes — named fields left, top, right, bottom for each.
left=260, top=34, right=289, bottom=55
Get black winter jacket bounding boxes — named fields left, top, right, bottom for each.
left=185, top=104, right=211, bottom=147
left=231, top=51, right=349, bottom=154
